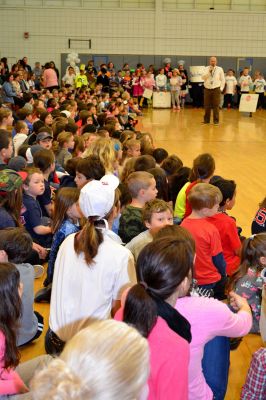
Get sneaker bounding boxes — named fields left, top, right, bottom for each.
left=202, top=121, right=210, bottom=124
left=177, top=106, right=180, bottom=110
left=34, top=285, right=52, bottom=303
left=34, top=264, right=44, bottom=279
left=230, top=337, right=243, bottom=351
left=213, top=122, right=219, bottom=125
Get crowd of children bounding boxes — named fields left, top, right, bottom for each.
left=1, top=57, right=265, bottom=111
left=0, top=55, right=265, bottom=399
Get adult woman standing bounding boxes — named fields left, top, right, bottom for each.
left=42, top=62, right=58, bottom=91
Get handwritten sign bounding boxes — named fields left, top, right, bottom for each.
left=153, top=91, right=171, bottom=108
left=239, top=94, right=259, bottom=113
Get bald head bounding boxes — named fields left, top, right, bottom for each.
left=209, top=57, right=217, bottom=67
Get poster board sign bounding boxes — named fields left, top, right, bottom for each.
left=153, top=91, right=171, bottom=108
left=189, top=66, right=205, bottom=83
left=239, top=94, right=259, bottom=113
left=143, top=88, right=153, bottom=99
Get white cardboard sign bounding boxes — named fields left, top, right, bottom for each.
left=239, top=93, right=259, bottom=112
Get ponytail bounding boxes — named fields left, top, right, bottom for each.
left=123, top=283, right=157, bottom=338
left=74, top=218, right=103, bottom=265
left=52, top=140, right=60, bottom=155
left=123, top=237, right=193, bottom=342
left=52, top=131, right=73, bottom=155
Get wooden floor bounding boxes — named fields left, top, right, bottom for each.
left=20, top=106, right=266, bottom=399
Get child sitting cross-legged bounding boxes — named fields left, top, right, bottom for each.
left=126, top=198, right=173, bottom=262
left=208, top=178, right=242, bottom=276
left=35, top=187, right=82, bottom=303
left=0, top=228, right=44, bottom=347
left=228, top=233, right=266, bottom=333
left=33, top=149, right=55, bottom=218
left=21, top=167, right=52, bottom=248
left=13, top=121, right=29, bottom=156
left=181, top=183, right=227, bottom=299
left=118, top=171, right=158, bottom=244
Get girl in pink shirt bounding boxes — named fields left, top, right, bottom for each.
left=116, top=231, right=194, bottom=400
left=0, top=263, right=51, bottom=397
left=0, top=263, right=28, bottom=396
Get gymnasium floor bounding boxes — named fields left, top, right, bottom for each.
left=21, top=105, right=266, bottom=399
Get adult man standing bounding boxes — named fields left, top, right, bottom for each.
left=202, top=57, right=225, bottom=125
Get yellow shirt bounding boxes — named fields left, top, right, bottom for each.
left=174, top=182, right=190, bottom=219
left=75, top=74, right=88, bottom=88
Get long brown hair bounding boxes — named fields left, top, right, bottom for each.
left=74, top=218, right=104, bottom=265
left=0, top=186, right=23, bottom=227
left=123, top=234, right=195, bottom=338
left=228, top=233, right=266, bottom=291
left=0, top=262, right=21, bottom=369
left=52, top=187, right=80, bottom=233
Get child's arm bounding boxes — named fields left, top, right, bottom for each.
left=33, top=225, right=52, bottom=235
left=212, top=252, right=226, bottom=277
left=44, top=202, right=53, bottom=217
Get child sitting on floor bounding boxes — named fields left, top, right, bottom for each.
left=35, top=187, right=82, bottom=303
left=13, top=121, right=29, bottom=156
left=228, top=233, right=266, bottom=333
left=74, top=156, right=105, bottom=189
left=252, top=196, right=266, bottom=234
left=118, top=171, right=158, bottom=244
left=21, top=167, right=52, bottom=248
left=33, top=148, right=55, bottom=218
left=181, top=183, right=226, bottom=299
left=208, top=178, right=242, bottom=276
left=0, top=228, right=44, bottom=346
left=126, top=198, right=173, bottom=262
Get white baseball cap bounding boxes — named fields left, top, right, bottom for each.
left=79, top=174, right=119, bottom=219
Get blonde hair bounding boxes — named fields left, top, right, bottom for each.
left=23, top=167, right=42, bottom=186
left=52, top=131, right=73, bottom=155
left=30, top=319, right=149, bottom=400
left=0, top=108, right=12, bottom=124
left=127, top=171, right=154, bottom=198
left=188, top=183, right=222, bottom=211
left=83, top=138, right=116, bottom=173
left=122, top=139, right=140, bottom=161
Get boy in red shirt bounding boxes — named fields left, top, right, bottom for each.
left=181, top=183, right=226, bottom=299
left=208, top=178, right=241, bottom=276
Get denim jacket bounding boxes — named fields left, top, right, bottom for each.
left=47, top=219, right=80, bottom=283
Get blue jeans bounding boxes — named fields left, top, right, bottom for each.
left=199, top=276, right=227, bottom=300
left=202, top=336, right=230, bottom=400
